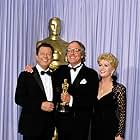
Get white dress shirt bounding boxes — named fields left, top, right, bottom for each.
left=36, top=64, right=53, bottom=101
left=68, top=63, right=83, bottom=106
left=68, top=63, right=83, bottom=84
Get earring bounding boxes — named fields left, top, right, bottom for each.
left=111, top=71, right=114, bottom=76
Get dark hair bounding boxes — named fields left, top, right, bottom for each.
left=36, top=43, right=54, bottom=55
left=66, top=40, right=86, bottom=62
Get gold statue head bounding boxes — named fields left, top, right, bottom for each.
left=36, top=17, right=68, bottom=71
left=48, top=17, right=61, bottom=36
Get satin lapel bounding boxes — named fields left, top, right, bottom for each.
left=67, top=67, right=72, bottom=85
left=32, top=67, right=45, bottom=93
left=72, top=65, right=85, bottom=86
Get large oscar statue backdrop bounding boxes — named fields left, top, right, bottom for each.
left=37, top=17, right=68, bottom=71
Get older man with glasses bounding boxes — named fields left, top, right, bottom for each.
left=54, top=40, right=99, bottom=140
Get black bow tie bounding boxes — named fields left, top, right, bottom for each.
left=41, top=71, right=51, bottom=75
left=69, top=64, right=82, bottom=71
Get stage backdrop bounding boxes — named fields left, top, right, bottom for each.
left=0, top=0, right=140, bottom=140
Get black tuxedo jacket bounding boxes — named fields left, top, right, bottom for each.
left=54, top=64, right=99, bottom=112
left=54, top=64, right=99, bottom=140
left=15, top=67, right=56, bottom=136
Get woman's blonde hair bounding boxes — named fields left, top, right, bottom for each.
left=97, top=53, right=119, bottom=69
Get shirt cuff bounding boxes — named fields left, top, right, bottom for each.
left=69, top=95, right=73, bottom=107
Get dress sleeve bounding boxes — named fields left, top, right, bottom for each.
left=115, top=84, right=126, bottom=137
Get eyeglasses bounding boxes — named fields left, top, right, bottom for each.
left=66, top=48, right=81, bottom=53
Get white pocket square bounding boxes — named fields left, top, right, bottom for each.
left=80, top=79, right=87, bottom=84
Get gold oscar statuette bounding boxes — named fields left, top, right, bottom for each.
left=57, top=79, right=69, bottom=113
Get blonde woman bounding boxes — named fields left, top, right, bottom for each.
left=92, top=53, right=126, bottom=140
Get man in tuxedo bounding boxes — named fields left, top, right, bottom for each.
left=54, top=40, right=99, bottom=140
left=15, top=43, right=56, bottom=140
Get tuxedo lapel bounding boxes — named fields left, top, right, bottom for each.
left=72, top=66, right=85, bottom=85
left=67, top=69, right=72, bottom=85
left=32, top=67, right=45, bottom=93
left=64, top=66, right=72, bottom=84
